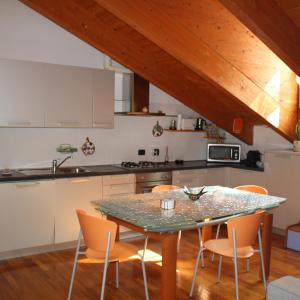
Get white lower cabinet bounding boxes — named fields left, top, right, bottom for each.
left=54, top=176, right=102, bottom=244
left=0, top=180, right=55, bottom=252
left=202, top=168, right=228, bottom=186
left=103, top=174, right=135, bottom=233
left=228, top=168, right=267, bottom=188
left=172, top=169, right=204, bottom=187
left=264, top=152, right=297, bottom=230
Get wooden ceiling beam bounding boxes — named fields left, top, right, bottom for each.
left=95, top=0, right=297, bottom=141
left=21, top=0, right=256, bottom=143
left=220, top=0, right=300, bottom=76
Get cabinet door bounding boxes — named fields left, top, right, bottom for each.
left=202, top=168, right=227, bottom=186
left=45, top=64, right=93, bottom=128
left=0, top=180, right=55, bottom=252
left=228, top=168, right=267, bottom=189
left=92, top=70, right=115, bottom=128
left=55, top=176, right=102, bottom=243
left=265, top=153, right=295, bottom=230
left=0, top=59, right=45, bottom=127
left=172, top=170, right=203, bottom=187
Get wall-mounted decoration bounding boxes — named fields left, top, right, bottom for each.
left=152, top=121, right=163, bottom=137
left=56, top=144, right=78, bottom=154
left=81, top=137, right=95, bottom=155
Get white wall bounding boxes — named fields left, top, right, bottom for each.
left=0, top=116, right=208, bottom=169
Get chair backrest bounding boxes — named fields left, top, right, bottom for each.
left=234, top=185, right=268, bottom=195
left=152, top=185, right=180, bottom=192
left=77, top=209, right=117, bottom=252
left=227, top=211, right=265, bottom=248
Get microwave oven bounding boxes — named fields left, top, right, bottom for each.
left=207, top=143, right=241, bottom=163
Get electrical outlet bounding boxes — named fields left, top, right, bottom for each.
left=153, top=148, right=160, bottom=156
left=138, top=149, right=146, bottom=156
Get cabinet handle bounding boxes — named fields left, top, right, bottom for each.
left=69, top=179, right=91, bottom=184
left=58, top=121, right=80, bottom=127
left=7, top=121, right=31, bottom=126
left=15, top=182, right=40, bottom=188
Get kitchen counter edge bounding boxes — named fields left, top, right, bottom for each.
left=0, top=161, right=263, bottom=183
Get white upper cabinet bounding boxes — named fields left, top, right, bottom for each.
left=92, top=69, right=115, bottom=128
left=44, top=64, right=93, bottom=128
left=0, top=59, right=115, bottom=128
left=0, top=59, right=46, bottom=127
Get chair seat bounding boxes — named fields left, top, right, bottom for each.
left=86, top=242, right=139, bottom=262
left=204, top=238, right=254, bottom=258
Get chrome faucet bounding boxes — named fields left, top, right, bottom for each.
left=52, top=156, right=72, bottom=174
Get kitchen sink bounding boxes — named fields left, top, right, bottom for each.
left=19, top=167, right=91, bottom=176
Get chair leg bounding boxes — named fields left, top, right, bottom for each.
left=189, top=248, right=202, bottom=297
left=67, top=230, right=82, bottom=300
left=217, top=255, right=223, bottom=283
left=177, top=230, right=182, bottom=253
left=141, top=258, right=149, bottom=300
left=233, top=228, right=239, bottom=300
left=139, top=237, right=149, bottom=300
left=100, top=232, right=112, bottom=300
left=212, top=224, right=221, bottom=263
left=246, top=258, right=250, bottom=273
left=258, top=227, right=267, bottom=292
left=115, top=261, right=119, bottom=288
left=197, top=228, right=205, bottom=268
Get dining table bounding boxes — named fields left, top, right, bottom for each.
left=93, top=186, right=286, bottom=300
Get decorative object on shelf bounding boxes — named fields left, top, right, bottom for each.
left=194, top=118, right=207, bottom=130
left=184, top=185, right=207, bottom=201
left=56, top=144, right=78, bottom=154
left=142, top=106, right=148, bottom=113
left=81, top=137, right=95, bottom=155
left=152, top=121, right=163, bottom=137
left=293, top=120, right=300, bottom=152
left=176, top=114, right=182, bottom=130
left=233, top=117, right=244, bottom=134
left=205, top=124, right=225, bottom=142
left=169, top=119, right=176, bottom=130
left=181, top=118, right=196, bottom=130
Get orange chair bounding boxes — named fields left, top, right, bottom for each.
left=67, top=210, right=149, bottom=300
left=190, top=211, right=267, bottom=300
left=212, top=185, right=268, bottom=266
left=235, top=185, right=268, bottom=195
left=152, top=184, right=180, bottom=193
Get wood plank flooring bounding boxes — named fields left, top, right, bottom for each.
left=0, top=230, right=300, bottom=300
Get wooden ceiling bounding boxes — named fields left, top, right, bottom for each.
left=21, top=0, right=299, bottom=144
left=276, top=0, right=300, bottom=28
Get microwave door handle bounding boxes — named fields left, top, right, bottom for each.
left=231, top=149, right=233, bottom=158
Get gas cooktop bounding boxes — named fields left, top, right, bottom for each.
left=118, top=161, right=171, bottom=169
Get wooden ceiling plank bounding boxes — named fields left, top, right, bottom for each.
left=220, top=0, right=300, bottom=76
left=21, top=0, right=256, bottom=143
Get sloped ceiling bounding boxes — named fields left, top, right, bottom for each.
left=21, top=0, right=299, bottom=144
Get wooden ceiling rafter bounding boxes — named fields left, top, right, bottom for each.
left=220, top=0, right=300, bottom=76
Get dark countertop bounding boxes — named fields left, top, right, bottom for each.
left=0, top=160, right=263, bottom=182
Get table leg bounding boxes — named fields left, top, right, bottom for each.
left=160, top=233, right=178, bottom=300
left=202, top=225, right=213, bottom=242
left=261, top=213, right=273, bottom=279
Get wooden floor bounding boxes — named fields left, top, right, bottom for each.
left=0, top=230, right=300, bottom=300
